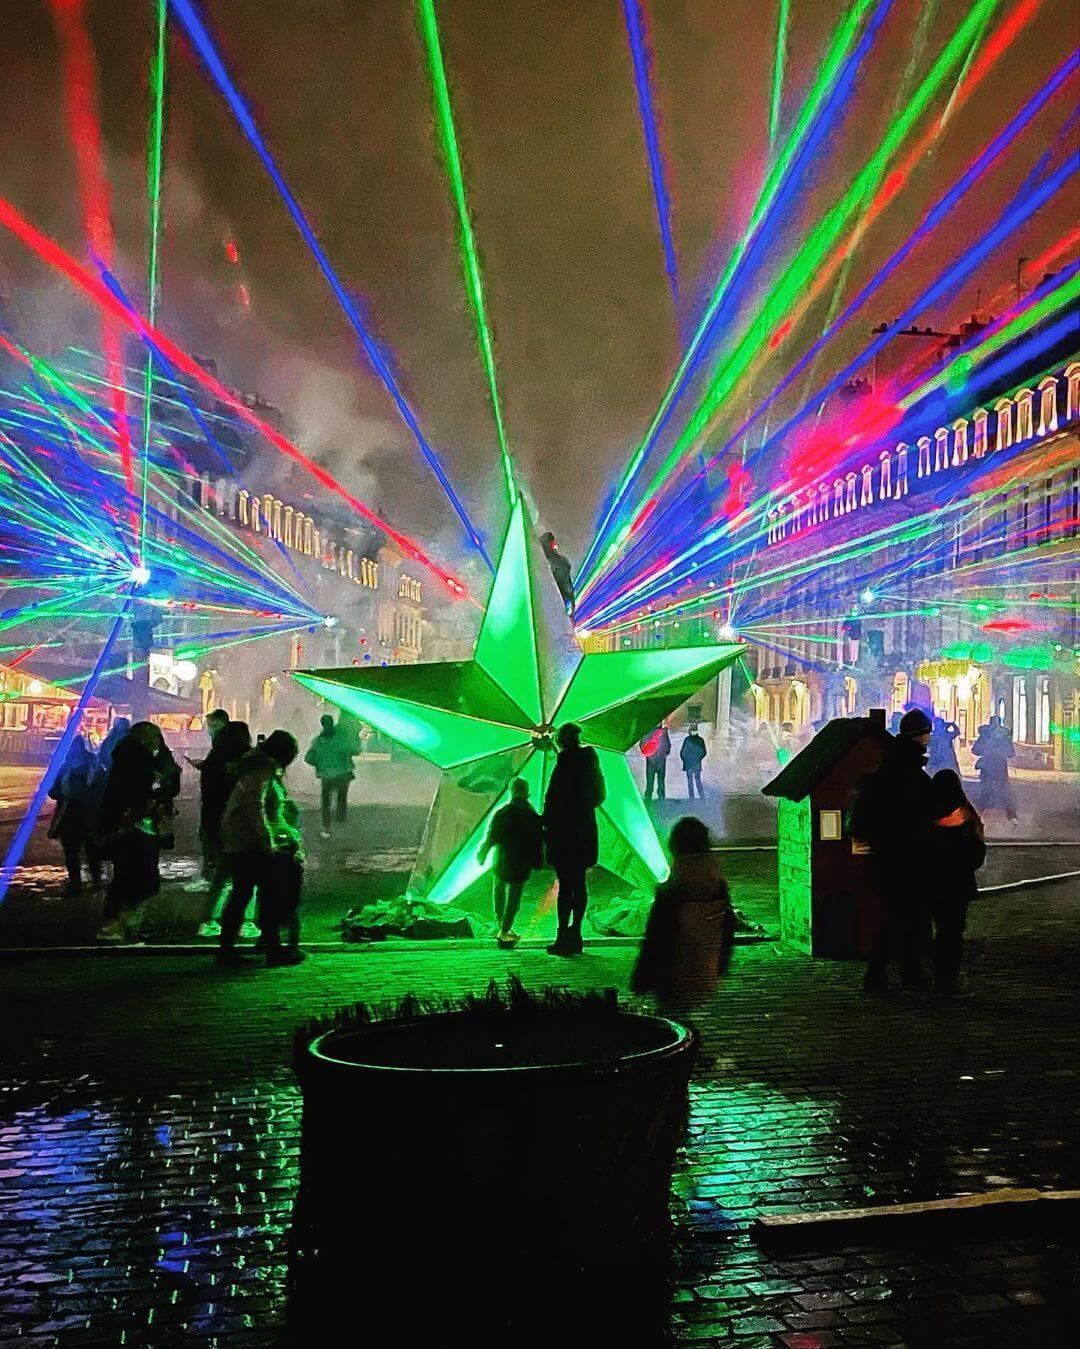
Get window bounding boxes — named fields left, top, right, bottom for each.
left=1015, top=388, right=1034, bottom=441
left=994, top=398, right=1013, bottom=451
left=1036, top=677, right=1051, bottom=745
left=0, top=701, right=28, bottom=730
left=952, top=418, right=968, bottom=463
left=1013, top=676, right=1028, bottom=743
left=819, top=810, right=843, bottom=841
left=972, top=408, right=989, bottom=458
left=1040, top=478, right=1052, bottom=544
left=1037, top=377, right=1059, bottom=436
left=879, top=450, right=892, bottom=499
left=934, top=427, right=950, bottom=471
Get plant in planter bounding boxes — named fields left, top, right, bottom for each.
left=290, top=977, right=697, bottom=1342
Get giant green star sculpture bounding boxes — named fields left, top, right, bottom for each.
left=294, top=499, right=742, bottom=906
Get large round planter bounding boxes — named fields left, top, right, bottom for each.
left=289, top=993, right=696, bottom=1339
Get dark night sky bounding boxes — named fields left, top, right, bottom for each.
left=0, top=0, right=1076, bottom=575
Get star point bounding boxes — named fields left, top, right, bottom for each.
left=294, top=499, right=742, bottom=906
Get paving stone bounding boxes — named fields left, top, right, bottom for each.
left=0, top=880, right=1077, bottom=1344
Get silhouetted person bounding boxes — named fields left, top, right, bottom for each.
left=96, top=716, right=130, bottom=776
left=194, top=720, right=253, bottom=936
left=305, top=714, right=357, bottom=839
left=680, top=725, right=707, bottom=799
left=97, top=721, right=170, bottom=941
left=927, top=715, right=961, bottom=777
left=543, top=723, right=605, bottom=955
left=971, top=715, right=1017, bottom=820
left=927, top=770, right=985, bottom=995
left=540, top=530, right=575, bottom=617
left=640, top=723, right=671, bottom=800
left=850, top=707, right=936, bottom=995
left=48, top=735, right=98, bottom=896
left=478, top=777, right=543, bottom=946
left=219, top=730, right=304, bottom=966
left=631, top=817, right=734, bottom=1013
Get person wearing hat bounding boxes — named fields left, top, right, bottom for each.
left=850, top=707, right=936, bottom=995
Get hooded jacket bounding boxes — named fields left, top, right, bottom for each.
left=221, top=750, right=299, bottom=855
left=97, top=736, right=158, bottom=839
left=631, top=852, right=734, bottom=1007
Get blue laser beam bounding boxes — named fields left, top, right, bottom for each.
left=0, top=598, right=131, bottom=903
left=622, top=0, right=678, bottom=304
left=167, top=0, right=492, bottom=569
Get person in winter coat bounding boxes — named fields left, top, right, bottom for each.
left=631, top=816, right=734, bottom=1013
left=219, top=730, right=304, bottom=966
left=927, top=716, right=961, bottom=777
left=971, top=716, right=1017, bottom=820
left=478, top=777, right=544, bottom=946
left=543, top=723, right=606, bottom=955
left=95, top=716, right=130, bottom=778
left=680, top=726, right=707, bottom=800
left=540, top=531, right=575, bottom=618
left=96, top=721, right=169, bottom=940
left=193, top=720, right=253, bottom=937
left=85, top=715, right=130, bottom=884
left=48, top=735, right=98, bottom=896
left=849, top=707, right=937, bottom=995
left=640, top=724, right=672, bottom=800
left=305, top=714, right=357, bottom=838
left=926, top=769, right=985, bottom=995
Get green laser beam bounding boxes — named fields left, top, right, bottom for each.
left=416, top=0, right=516, bottom=510
left=768, top=0, right=790, bottom=146
left=140, top=0, right=168, bottom=554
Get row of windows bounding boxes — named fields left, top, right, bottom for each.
left=174, top=477, right=429, bottom=597
left=767, top=363, right=1080, bottom=544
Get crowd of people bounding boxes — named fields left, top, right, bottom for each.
left=46, top=697, right=1009, bottom=1000
left=47, top=710, right=329, bottom=966
left=852, top=707, right=986, bottom=997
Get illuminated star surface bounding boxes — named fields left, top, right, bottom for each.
left=295, top=499, right=742, bottom=905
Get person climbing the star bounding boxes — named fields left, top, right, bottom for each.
left=478, top=777, right=544, bottom=947
left=540, top=530, right=575, bottom=618
left=543, top=723, right=605, bottom=955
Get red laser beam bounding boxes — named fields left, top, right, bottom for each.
left=49, top=0, right=137, bottom=534
left=0, top=194, right=475, bottom=603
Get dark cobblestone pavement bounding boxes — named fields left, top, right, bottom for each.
left=0, top=882, right=1078, bottom=1346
